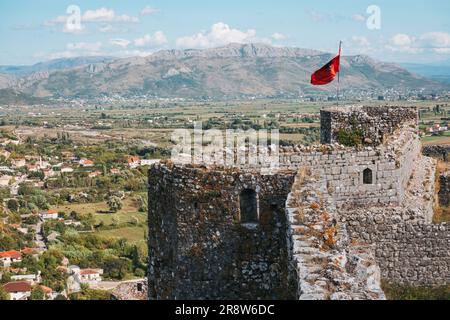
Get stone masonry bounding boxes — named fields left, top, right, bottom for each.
left=148, top=105, right=450, bottom=300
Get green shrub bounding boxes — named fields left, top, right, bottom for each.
left=336, top=129, right=364, bottom=147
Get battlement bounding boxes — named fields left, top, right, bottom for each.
left=320, top=105, right=418, bottom=146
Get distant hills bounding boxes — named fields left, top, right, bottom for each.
left=0, top=43, right=448, bottom=102
left=0, top=56, right=115, bottom=76
left=401, top=61, right=450, bottom=84
left=0, top=88, right=47, bottom=105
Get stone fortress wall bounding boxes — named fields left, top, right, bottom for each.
left=148, top=164, right=297, bottom=299
left=148, top=105, right=450, bottom=300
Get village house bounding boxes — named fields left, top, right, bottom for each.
left=63, top=220, right=82, bottom=227
left=79, top=159, right=94, bottom=167
left=61, top=151, right=75, bottom=160
left=110, top=168, right=121, bottom=175
left=11, top=158, right=26, bottom=168
left=0, top=175, right=12, bottom=187
left=2, top=281, right=32, bottom=300
left=42, top=168, right=55, bottom=178
left=21, top=248, right=39, bottom=259
left=39, top=209, right=59, bottom=220
left=76, top=269, right=104, bottom=284
left=88, top=170, right=102, bottom=178
left=11, top=272, right=41, bottom=285
left=0, top=250, right=22, bottom=267
left=46, top=231, right=60, bottom=242
left=0, top=166, right=13, bottom=173
left=69, top=266, right=103, bottom=285
left=127, top=156, right=141, bottom=169
left=140, top=159, right=161, bottom=166
left=26, top=164, right=39, bottom=172
left=0, top=139, right=20, bottom=146
left=60, top=165, right=74, bottom=173
left=40, top=285, right=54, bottom=300
left=10, top=224, right=28, bottom=235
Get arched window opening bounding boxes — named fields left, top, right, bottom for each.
left=239, top=189, right=258, bottom=224
left=363, top=168, right=373, bottom=185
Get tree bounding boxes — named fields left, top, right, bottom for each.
left=7, top=199, right=19, bottom=212
left=103, top=256, right=131, bottom=280
left=107, top=196, right=122, bottom=213
left=0, top=286, right=10, bottom=300
left=30, top=286, right=45, bottom=300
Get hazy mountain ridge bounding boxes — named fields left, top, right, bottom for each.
left=0, top=43, right=447, bottom=100
left=401, top=62, right=450, bottom=84
left=0, top=56, right=115, bottom=76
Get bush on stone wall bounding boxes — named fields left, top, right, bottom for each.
left=336, top=129, right=364, bottom=147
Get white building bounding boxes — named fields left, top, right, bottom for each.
left=39, top=210, right=59, bottom=220
left=70, top=266, right=104, bottom=285
left=0, top=250, right=22, bottom=267
left=2, top=281, right=31, bottom=300
left=140, top=159, right=161, bottom=166
left=11, top=272, right=41, bottom=285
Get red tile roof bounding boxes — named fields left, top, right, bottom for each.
left=0, top=250, right=22, bottom=259
left=80, top=269, right=101, bottom=275
left=3, top=281, right=32, bottom=293
left=21, top=248, right=36, bottom=255
left=127, top=156, right=140, bottom=163
left=40, top=285, right=53, bottom=294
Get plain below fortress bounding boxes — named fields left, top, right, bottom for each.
left=148, top=105, right=449, bottom=300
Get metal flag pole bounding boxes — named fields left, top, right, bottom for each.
left=337, top=41, right=342, bottom=107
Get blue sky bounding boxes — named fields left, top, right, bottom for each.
left=1, top=0, right=450, bottom=65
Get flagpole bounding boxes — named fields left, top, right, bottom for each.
left=337, top=41, right=342, bottom=107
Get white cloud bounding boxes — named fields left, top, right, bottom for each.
left=67, top=42, right=103, bottom=51
left=386, top=32, right=450, bottom=54
left=271, top=32, right=287, bottom=41
left=141, top=6, right=160, bottom=16
left=44, top=7, right=139, bottom=32
left=390, top=34, right=413, bottom=47
left=176, top=22, right=263, bottom=49
left=82, top=8, right=139, bottom=23
left=134, top=31, right=168, bottom=47
left=351, top=36, right=370, bottom=47
left=110, top=39, right=131, bottom=48
left=419, top=32, right=450, bottom=52
left=99, top=24, right=115, bottom=33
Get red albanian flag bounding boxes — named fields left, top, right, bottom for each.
left=311, top=44, right=341, bottom=85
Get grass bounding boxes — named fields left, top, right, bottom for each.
left=55, top=196, right=148, bottom=249
left=382, top=282, right=450, bottom=300
left=96, top=226, right=148, bottom=253
left=422, top=132, right=450, bottom=145
left=96, top=226, right=147, bottom=244
left=54, top=196, right=147, bottom=226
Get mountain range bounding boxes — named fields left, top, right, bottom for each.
left=0, top=43, right=448, bottom=103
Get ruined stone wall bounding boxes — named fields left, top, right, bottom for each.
left=285, top=168, right=385, bottom=300
left=278, top=126, right=420, bottom=207
left=320, top=106, right=418, bottom=146
left=148, top=163, right=297, bottom=300
left=343, top=213, right=450, bottom=286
